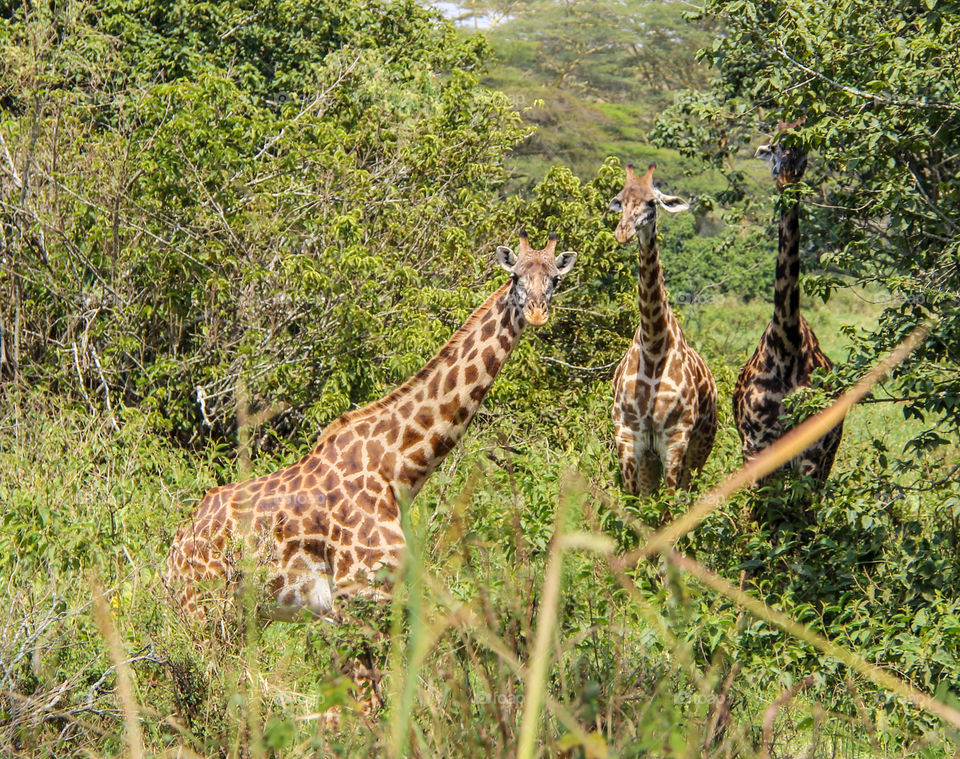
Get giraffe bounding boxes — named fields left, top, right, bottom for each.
left=609, top=162, right=717, bottom=498
left=732, top=122, right=843, bottom=485
left=164, top=230, right=576, bottom=651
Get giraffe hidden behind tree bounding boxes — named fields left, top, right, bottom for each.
left=732, top=120, right=843, bottom=488
left=609, top=162, right=718, bottom=501
left=164, top=230, right=576, bottom=706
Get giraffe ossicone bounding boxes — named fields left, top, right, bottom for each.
left=164, top=230, right=578, bottom=624
left=609, top=161, right=718, bottom=498
left=733, top=124, right=843, bottom=487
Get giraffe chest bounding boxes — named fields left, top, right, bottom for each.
left=613, top=352, right=697, bottom=452
left=615, top=348, right=694, bottom=414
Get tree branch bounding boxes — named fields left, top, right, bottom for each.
left=774, top=46, right=960, bottom=113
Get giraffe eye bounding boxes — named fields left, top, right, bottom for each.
left=609, top=200, right=622, bottom=213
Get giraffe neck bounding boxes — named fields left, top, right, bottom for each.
left=320, top=280, right=525, bottom=499
left=772, top=199, right=802, bottom=350
left=635, top=234, right=677, bottom=354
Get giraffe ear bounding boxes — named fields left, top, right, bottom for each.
left=653, top=189, right=689, bottom=214
left=555, top=251, right=577, bottom=276
left=496, top=245, right=517, bottom=272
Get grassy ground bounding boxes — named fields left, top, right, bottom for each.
left=2, top=278, right=959, bottom=757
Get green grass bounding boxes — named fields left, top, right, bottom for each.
left=3, top=284, right=959, bottom=757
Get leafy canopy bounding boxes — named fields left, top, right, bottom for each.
left=654, top=0, right=960, bottom=439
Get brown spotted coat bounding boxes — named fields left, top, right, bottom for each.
left=609, top=163, right=718, bottom=494
left=732, top=133, right=843, bottom=484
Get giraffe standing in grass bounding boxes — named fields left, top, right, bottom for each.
left=732, top=122, right=843, bottom=484
left=165, top=230, right=576, bottom=624
left=609, top=162, right=717, bottom=497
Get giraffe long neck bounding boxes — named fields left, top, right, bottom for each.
left=326, top=280, right=525, bottom=500
left=635, top=235, right=677, bottom=353
left=772, top=199, right=802, bottom=350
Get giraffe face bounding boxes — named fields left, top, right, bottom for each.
left=756, top=142, right=807, bottom=189
left=610, top=163, right=689, bottom=245
left=497, top=232, right=577, bottom=326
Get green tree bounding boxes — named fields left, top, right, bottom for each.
left=0, top=0, right=525, bottom=442
left=653, top=0, right=960, bottom=443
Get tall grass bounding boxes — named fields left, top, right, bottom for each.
left=2, top=324, right=959, bottom=757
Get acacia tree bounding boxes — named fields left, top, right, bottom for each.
left=654, top=0, right=960, bottom=448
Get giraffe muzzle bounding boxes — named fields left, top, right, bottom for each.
left=615, top=222, right=635, bottom=244
left=524, top=303, right=549, bottom=326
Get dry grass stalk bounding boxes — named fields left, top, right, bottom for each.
left=761, top=675, right=814, bottom=759
left=667, top=550, right=960, bottom=730
left=516, top=478, right=574, bottom=759
left=90, top=574, right=144, bottom=759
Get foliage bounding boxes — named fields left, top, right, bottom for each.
left=652, top=0, right=960, bottom=441
left=449, top=0, right=719, bottom=184
left=2, top=0, right=960, bottom=756
left=0, top=0, right=524, bottom=442
left=1, top=386, right=958, bottom=756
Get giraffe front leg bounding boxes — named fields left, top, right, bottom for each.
left=164, top=534, right=232, bottom=624
left=326, top=534, right=403, bottom=719
left=663, top=428, right=693, bottom=491
left=614, top=423, right=661, bottom=495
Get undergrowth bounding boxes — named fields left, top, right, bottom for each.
left=2, top=383, right=958, bottom=757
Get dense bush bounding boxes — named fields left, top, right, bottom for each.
left=1, top=0, right=528, bottom=441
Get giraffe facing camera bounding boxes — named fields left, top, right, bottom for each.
left=609, top=161, right=718, bottom=499
left=165, top=230, right=577, bottom=707
left=733, top=122, right=843, bottom=488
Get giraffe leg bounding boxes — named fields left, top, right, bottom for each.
left=636, top=450, right=662, bottom=495
left=615, top=423, right=660, bottom=495
left=324, top=535, right=403, bottom=721
left=685, top=388, right=717, bottom=484
left=663, top=428, right=693, bottom=491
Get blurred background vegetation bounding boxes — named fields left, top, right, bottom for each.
left=1, top=0, right=958, bottom=756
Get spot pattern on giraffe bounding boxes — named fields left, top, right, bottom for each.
left=164, top=231, right=577, bottom=623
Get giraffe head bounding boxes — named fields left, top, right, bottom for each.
left=496, top=231, right=577, bottom=326
left=756, top=118, right=808, bottom=190
left=609, top=163, right=689, bottom=246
